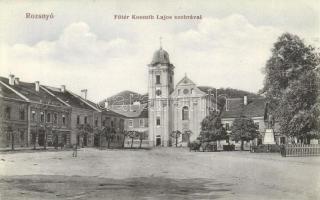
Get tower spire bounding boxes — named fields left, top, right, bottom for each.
left=159, top=36, right=162, bottom=49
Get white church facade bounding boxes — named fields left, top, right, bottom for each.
left=148, top=47, right=215, bottom=147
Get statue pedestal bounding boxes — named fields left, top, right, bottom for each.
left=263, top=129, right=275, bottom=145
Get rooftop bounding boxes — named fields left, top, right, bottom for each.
left=221, top=97, right=266, bottom=119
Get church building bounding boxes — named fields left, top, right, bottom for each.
left=148, top=47, right=215, bottom=147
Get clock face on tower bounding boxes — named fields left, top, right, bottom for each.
left=156, top=89, right=162, bottom=96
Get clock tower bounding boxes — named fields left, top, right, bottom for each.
left=148, top=45, right=174, bottom=147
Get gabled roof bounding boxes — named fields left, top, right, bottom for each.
left=43, top=86, right=96, bottom=111
left=0, top=82, right=26, bottom=101
left=0, top=77, right=65, bottom=106
left=221, top=98, right=266, bottom=119
left=176, top=75, right=196, bottom=87
left=109, top=103, right=148, bottom=118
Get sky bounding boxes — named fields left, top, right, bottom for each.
left=0, top=0, right=319, bottom=102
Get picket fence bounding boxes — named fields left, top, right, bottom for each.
left=280, top=144, right=320, bottom=157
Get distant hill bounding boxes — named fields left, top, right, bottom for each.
left=198, top=86, right=260, bottom=98
left=106, top=87, right=260, bottom=106
left=107, top=90, right=148, bottom=106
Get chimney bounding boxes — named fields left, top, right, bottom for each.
left=14, top=77, right=20, bottom=85
left=9, top=74, right=15, bottom=85
left=81, top=89, right=88, bottom=100
left=35, top=81, right=40, bottom=92
left=61, top=85, right=66, bottom=92
left=244, top=96, right=248, bottom=106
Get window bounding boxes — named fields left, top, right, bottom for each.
left=84, top=116, right=87, bottom=124
left=5, top=106, right=11, bottom=119
left=182, top=106, right=189, bottom=120
left=40, top=112, right=44, bottom=122
left=32, top=111, right=36, bottom=121
left=183, top=89, right=189, bottom=95
left=77, top=115, right=80, bottom=125
left=62, top=115, right=66, bottom=125
left=102, top=120, right=106, bottom=126
left=156, top=89, right=162, bottom=96
left=255, top=122, right=259, bottom=130
left=139, top=119, right=144, bottom=127
left=20, top=131, right=24, bottom=142
left=46, top=113, right=51, bottom=122
left=156, top=117, right=160, bottom=126
left=128, top=119, right=133, bottom=127
left=170, top=76, right=172, bottom=83
left=191, top=88, right=194, bottom=94
left=225, top=123, right=230, bottom=130
left=19, top=109, right=25, bottom=120
left=156, top=75, right=161, bottom=84
left=178, top=89, right=180, bottom=95
left=111, top=121, right=114, bottom=127
left=53, top=113, right=58, bottom=124
left=95, top=119, right=98, bottom=127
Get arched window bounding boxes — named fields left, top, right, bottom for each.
left=182, top=106, right=189, bottom=120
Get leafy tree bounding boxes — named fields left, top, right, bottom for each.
left=230, top=116, right=258, bottom=150
left=77, top=124, right=93, bottom=148
left=121, top=130, right=131, bottom=148
left=127, top=131, right=137, bottom=148
left=200, top=111, right=226, bottom=142
left=262, top=33, right=319, bottom=141
left=170, top=130, right=182, bottom=147
left=135, top=131, right=147, bottom=148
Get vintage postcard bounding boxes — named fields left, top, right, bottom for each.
left=0, top=0, right=319, bottom=199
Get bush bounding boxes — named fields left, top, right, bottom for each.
left=189, top=140, right=201, bottom=151
left=223, top=144, right=235, bottom=151
left=251, top=144, right=280, bottom=153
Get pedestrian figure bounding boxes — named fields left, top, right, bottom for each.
left=72, top=144, right=77, bottom=157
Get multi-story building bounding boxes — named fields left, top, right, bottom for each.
left=0, top=78, right=29, bottom=148
left=220, top=96, right=267, bottom=148
left=43, top=86, right=100, bottom=147
left=0, top=75, right=72, bottom=148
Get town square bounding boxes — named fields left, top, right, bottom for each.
left=0, top=0, right=319, bottom=199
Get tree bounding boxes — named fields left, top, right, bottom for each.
left=170, top=130, right=181, bottom=147
left=136, top=131, right=147, bottom=148
left=230, top=116, right=258, bottom=150
left=200, top=111, right=226, bottom=143
left=121, top=130, right=131, bottom=148
left=262, top=33, right=320, bottom=141
left=102, top=126, right=112, bottom=148
left=127, top=131, right=136, bottom=148
left=76, top=124, right=93, bottom=148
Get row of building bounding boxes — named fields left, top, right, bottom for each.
left=0, top=75, right=131, bottom=148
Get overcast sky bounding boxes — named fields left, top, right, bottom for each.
left=0, top=0, right=319, bottom=101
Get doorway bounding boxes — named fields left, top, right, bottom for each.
left=83, top=133, right=88, bottom=146
left=38, top=130, right=45, bottom=146
left=156, top=136, right=161, bottom=146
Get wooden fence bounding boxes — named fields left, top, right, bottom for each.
left=280, top=144, right=320, bottom=157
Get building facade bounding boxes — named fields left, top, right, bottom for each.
left=148, top=48, right=214, bottom=147
left=0, top=76, right=72, bottom=148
